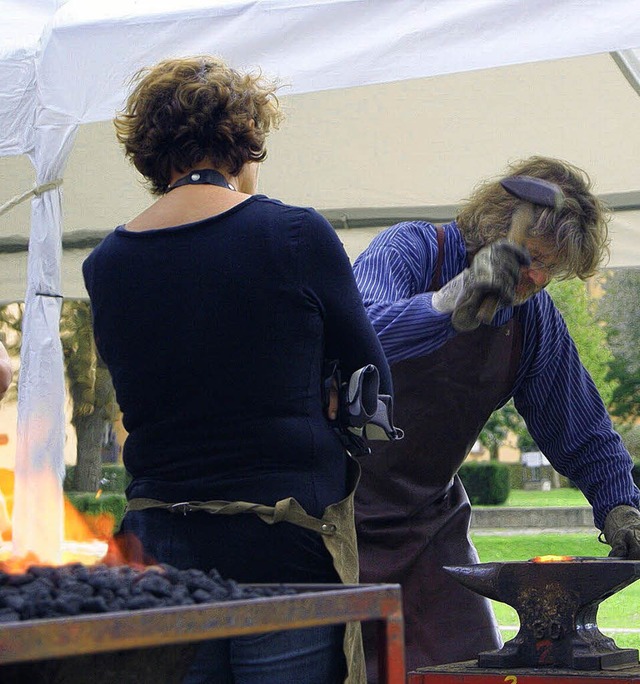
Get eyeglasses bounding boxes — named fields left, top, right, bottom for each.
left=528, top=252, right=562, bottom=278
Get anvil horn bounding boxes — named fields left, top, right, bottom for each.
left=442, top=563, right=503, bottom=602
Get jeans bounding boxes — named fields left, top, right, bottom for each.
left=120, top=509, right=346, bottom=683
left=184, top=625, right=346, bottom=684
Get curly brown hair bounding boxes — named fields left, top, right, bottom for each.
left=114, top=56, right=283, bottom=195
left=456, top=156, right=611, bottom=280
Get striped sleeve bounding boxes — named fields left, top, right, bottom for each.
left=513, top=292, right=639, bottom=529
left=352, top=222, right=459, bottom=365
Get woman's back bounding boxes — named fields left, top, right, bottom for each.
left=83, top=194, right=382, bottom=514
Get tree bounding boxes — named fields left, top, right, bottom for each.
left=0, top=300, right=117, bottom=491
left=479, top=400, right=523, bottom=461
left=60, top=300, right=117, bottom=491
left=479, top=278, right=615, bottom=460
left=597, top=268, right=640, bottom=424
left=547, top=278, right=617, bottom=407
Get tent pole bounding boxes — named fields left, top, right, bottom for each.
left=12, top=121, right=78, bottom=564
left=610, top=50, right=640, bottom=98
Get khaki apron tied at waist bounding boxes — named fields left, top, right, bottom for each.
left=126, top=457, right=365, bottom=684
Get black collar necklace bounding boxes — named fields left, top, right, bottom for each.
left=167, top=169, right=235, bottom=192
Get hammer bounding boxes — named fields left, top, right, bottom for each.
left=476, top=175, right=565, bottom=324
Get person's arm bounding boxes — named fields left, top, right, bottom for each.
left=514, top=292, right=639, bottom=536
left=300, top=209, right=392, bottom=396
left=0, top=342, right=12, bottom=400
left=352, top=222, right=459, bottom=364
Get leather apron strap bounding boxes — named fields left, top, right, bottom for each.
left=127, top=456, right=365, bottom=684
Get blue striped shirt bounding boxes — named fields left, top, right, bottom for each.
left=353, top=220, right=639, bottom=529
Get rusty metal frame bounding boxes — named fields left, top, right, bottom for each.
left=0, top=583, right=405, bottom=683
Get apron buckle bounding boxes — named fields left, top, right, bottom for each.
left=169, top=501, right=193, bottom=515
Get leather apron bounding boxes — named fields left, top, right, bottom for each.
left=355, top=305, right=523, bottom=680
left=127, top=454, right=365, bottom=684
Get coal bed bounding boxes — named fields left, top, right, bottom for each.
left=0, top=562, right=296, bottom=623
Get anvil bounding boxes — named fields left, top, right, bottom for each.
left=443, top=557, right=640, bottom=670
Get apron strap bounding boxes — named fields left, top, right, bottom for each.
left=126, top=496, right=337, bottom=536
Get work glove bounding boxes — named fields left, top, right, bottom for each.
left=603, top=505, right=640, bottom=560
left=341, top=364, right=403, bottom=441
left=432, top=240, right=530, bottom=332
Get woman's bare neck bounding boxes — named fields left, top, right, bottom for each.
left=124, top=186, right=252, bottom=232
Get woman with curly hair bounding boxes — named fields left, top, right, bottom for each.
left=83, top=56, right=391, bottom=684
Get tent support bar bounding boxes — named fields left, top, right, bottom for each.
left=322, top=191, right=640, bottom=229
left=610, top=50, right=640, bottom=98
left=0, top=191, right=639, bottom=253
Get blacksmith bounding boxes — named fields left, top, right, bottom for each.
left=352, top=156, right=640, bottom=678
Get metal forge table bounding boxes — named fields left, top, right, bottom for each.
left=0, top=583, right=405, bottom=683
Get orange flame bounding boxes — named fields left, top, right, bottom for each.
left=0, top=467, right=117, bottom=573
left=531, top=555, right=574, bottom=563
left=0, top=551, right=41, bottom=574
left=101, top=532, right=156, bottom=570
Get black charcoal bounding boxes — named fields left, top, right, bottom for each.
left=0, top=563, right=296, bottom=623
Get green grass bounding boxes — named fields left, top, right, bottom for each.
left=477, top=487, right=590, bottom=508
left=471, top=532, right=640, bottom=649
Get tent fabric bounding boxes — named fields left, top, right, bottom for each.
left=1, top=0, right=640, bottom=561
left=4, top=0, right=640, bottom=155
left=38, top=0, right=640, bottom=128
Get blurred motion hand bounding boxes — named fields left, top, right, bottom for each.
left=433, top=240, right=530, bottom=332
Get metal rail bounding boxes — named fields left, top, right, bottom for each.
left=0, top=583, right=405, bottom=683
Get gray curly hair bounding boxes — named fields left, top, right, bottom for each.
left=456, top=156, right=611, bottom=280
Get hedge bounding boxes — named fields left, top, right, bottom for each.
left=66, top=491, right=126, bottom=517
left=64, top=466, right=129, bottom=533
left=458, top=462, right=510, bottom=505
left=66, top=492, right=127, bottom=532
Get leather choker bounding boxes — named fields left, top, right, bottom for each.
left=167, top=169, right=235, bottom=192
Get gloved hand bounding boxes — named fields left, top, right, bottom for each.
left=432, top=240, right=530, bottom=332
left=603, top=505, right=640, bottom=560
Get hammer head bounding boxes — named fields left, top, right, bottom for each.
left=501, top=175, right=565, bottom=211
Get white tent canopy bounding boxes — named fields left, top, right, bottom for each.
left=1, top=0, right=640, bottom=561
